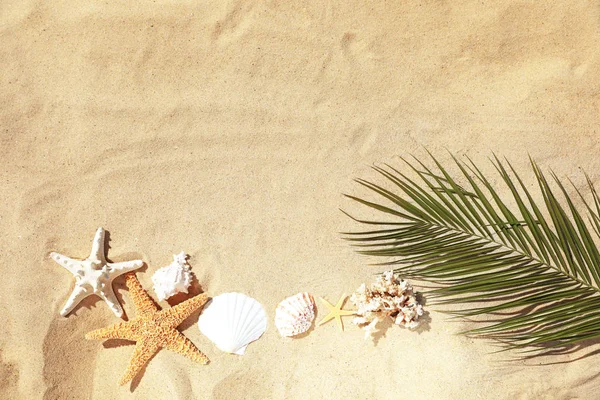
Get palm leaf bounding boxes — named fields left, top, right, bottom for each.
left=343, top=153, right=600, bottom=353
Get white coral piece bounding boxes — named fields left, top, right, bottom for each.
left=349, top=270, right=424, bottom=341
left=151, top=252, right=193, bottom=301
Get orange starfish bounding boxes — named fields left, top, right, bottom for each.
left=86, top=273, right=209, bottom=385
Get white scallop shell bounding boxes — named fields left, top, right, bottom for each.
left=197, top=292, right=267, bottom=355
left=274, top=292, right=316, bottom=337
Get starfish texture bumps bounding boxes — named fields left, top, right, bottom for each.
left=317, top=294, right=355, bottom=331
left=86, top=273, right=209, bottom=385
left=51, top=227, right=143, bottom=317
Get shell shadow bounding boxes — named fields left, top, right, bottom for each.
left=167, top=270, right=209, bottom=332
left=166, top=268, right=204, bottom=307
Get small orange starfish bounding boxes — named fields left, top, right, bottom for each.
left=86, top=273, right=209, bottom=385
left=318, top=294, right=355, bottom=331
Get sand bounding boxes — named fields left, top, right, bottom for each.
left=2, top=0, right=600, bottom=399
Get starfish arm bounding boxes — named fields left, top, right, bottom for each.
left=98, top=286, right=125, bottom=318
left=60, top=284, right=91, bottom=316
left=85, top=321, right=138, bottom=341
left=125, top=273, right=159, bottom=314
left=335, top=295, right=347, bottom=309
left=317, top=312, right=335, bottom=326
left=108, top=260, right=144, bottom=276
left=118, top=339, right=161, bottom=386
left=335, top=315, right=344, bottom=331
left=319, top=297, right=334, bottom=310
left=89, top=227, right=106, bottom=263
left=163, top=293, right=209, bottom=327
left=50, top=252, right=82, bottom=275
left=164, top=331, right=209, bottom=364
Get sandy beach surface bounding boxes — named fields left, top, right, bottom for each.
left=2, top=1, right=600, bottom=399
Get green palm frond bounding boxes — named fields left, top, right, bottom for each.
left=343, top=152, right=600, bottom=353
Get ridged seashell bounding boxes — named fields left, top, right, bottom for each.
left=274, top=292, right=316, bottom=337
left=151, top=252, right=193, bottom=301
left=197, top=292, right=267, bottom=355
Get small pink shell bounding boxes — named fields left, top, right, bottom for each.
left=274, top=292, right=316, bottom=337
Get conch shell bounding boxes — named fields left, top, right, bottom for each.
left=151, top=252, right=193, bottom=301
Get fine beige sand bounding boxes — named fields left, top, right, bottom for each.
left=3, top=1, right=600, bottom=399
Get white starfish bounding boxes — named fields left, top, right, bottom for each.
left=50, top=227, right=144, bottom=318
